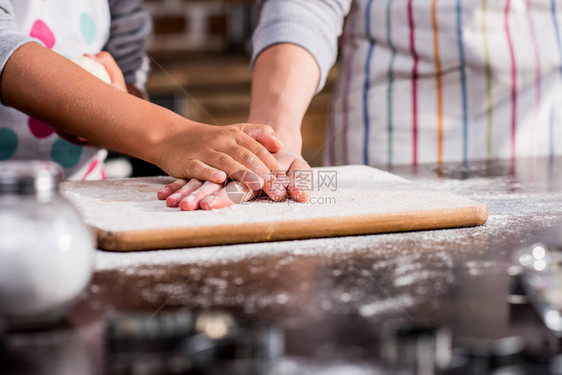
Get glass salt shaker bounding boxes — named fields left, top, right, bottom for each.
left=0, top=161, right=94, bottom=328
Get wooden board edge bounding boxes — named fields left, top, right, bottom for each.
left=95, top=204, right=489, bottom=252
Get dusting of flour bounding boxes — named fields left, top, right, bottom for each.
left=61, top=165, right=482, bottom=232
left=73, top=164, right=562, bottom=321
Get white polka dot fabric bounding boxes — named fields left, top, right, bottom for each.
left=0, top=0, right=111, bottom=180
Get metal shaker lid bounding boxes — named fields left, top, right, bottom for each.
left=0, top=161, right=62, bottom=195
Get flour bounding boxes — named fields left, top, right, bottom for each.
left=78, top=164, right=562, bottom=322
left=60, top=165, right=482, bottom=233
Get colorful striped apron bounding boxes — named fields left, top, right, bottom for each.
left=326, top=0, right=562, bottom=167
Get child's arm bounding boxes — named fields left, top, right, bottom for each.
left=54, top=53, right=127, bottom=146
left=1, top=42, right=286, bottom=197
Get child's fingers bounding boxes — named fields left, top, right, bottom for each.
left=165, top=179, right=202, bottom=207
left=287, top=158, right=311, bottom=203
left=157, top=179, right=188, bottom=200
left=206, top=152, right=264, bottom=190
left=234, top=135, right=281, bottom=174
left=179, top=181, right=223, bottom=211
left=240, top=124, right=283, bottom=153
left=235, top=125, right=289, bottom=198
left=226, top=139, right=287, bottom=201
left=183, top=160, right=227, bottom=184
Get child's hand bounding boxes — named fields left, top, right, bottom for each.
left=156, top=122, right=288, bottom=199
left=159, top=149, right=311, bottom=210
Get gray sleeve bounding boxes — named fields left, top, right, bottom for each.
left=251, top=0, right=351, bottom=93
left=0, top=0, right=38, bottom=95
left=104, top=0, right=152, bottom=90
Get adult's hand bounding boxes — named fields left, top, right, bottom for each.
left=159, top=150, right=311, bottom=211
left=159, top=43, right=320, bottom=210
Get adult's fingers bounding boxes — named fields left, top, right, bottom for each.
left=179, top=181, right=223, bottom=211
left=200, top=181, right=256, bottom=210
left=287, top=157, right=311, bottom=203
left=157, top=178, right=188, bottom=200
left=165, top=179, right=203, bottom=207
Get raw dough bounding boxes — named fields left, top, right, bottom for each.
left=71, top=56, right=112, bottom=84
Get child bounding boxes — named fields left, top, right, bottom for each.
left=0, top=0, right=287, bottom=200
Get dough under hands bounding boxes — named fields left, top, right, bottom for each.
left=71, top=56, right=112, bottom=84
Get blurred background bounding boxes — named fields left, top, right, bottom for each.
left=112, top=0, right=338, bottom=177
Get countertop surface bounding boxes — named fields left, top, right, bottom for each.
left=3, top=157, right=562, bottom=374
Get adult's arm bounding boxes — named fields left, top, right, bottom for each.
left=105, top=0, right=152, bottom=98
left=249, top=0, right=351, bottom=153
left=157, top=0, right=356, bottom=210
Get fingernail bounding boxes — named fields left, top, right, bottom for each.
left=169, top=193, right=180, bottom=200
left=186, top=194, right=195, bottom=202
left=157, top=188, right=169, bottom=199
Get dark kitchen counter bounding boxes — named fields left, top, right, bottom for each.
left=2, top=157, right=562, bottom=374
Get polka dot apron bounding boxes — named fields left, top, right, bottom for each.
left=0, top=0, right=111, bottom=180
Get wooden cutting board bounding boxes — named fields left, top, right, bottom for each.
left=60, top=165, right=488, bottom=252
